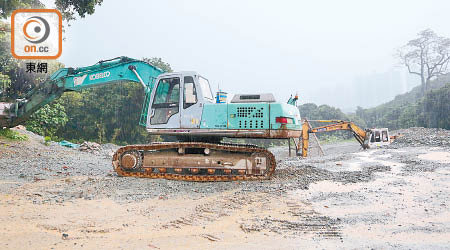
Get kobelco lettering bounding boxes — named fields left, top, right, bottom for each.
left=89, top=71, right=111, bottom=80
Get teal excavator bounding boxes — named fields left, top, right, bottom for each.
left=0, top=57, right=302, bottom=181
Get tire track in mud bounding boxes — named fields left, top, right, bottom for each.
left=238, top=199, right=342, bottom=239
left=161, top=191, right=342, bottom=239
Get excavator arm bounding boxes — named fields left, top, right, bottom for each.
left=300, top=119, right=370, bottom=157
left=0, top=57, right=164, bottom=128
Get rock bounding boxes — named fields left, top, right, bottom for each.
left=14, top=125, right=26, bottom=130
left=79, top=141, right=102, bottom=153
left=200, top=234, right=221, bottom=241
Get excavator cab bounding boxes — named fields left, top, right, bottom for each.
left=147, top=72, right=213, bottom=129
left=145, top=70, right=302, bottom=140
left=367, top=128, right=390, bottom=148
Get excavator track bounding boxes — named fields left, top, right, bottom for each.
left=112, top=142, right=276, bottom=181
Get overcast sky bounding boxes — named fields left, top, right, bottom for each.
left=42, top=0, right=450, bottom=107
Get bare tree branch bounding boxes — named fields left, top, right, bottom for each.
left=397, top=29, right=450, bottom=94
left=406, top=63, right=421, bottom=76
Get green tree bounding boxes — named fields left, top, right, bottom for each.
left=299, top=103, right=349, bottom=121
left=54, top=57, right=173, bottom=145
left=0, top=72, right=10, bottom=96
left=298, top=103, right=363, bottom=140
left=422, top=83, right=450, bottom=129
left=1, top=0, right=103, bottom=21
left=0, top=0, right=44, bottom=19
left=0, top=21, right=17, bottom=100
left=26, top=102, right=68, bottom=137
left=143, top=57, right=173, bottom=72
left=55, top=0, right=103, bottom=23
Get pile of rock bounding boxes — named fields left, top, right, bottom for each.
left=391, top=127, right=450, bottom=148
left=79, top=141, right=102, bottom=153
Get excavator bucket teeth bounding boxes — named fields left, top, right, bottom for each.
left=112, top=142, right=276, bottom=182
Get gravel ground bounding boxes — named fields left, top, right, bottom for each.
left=0, top=127, right=449, bottom=249
left=389, top=127, right=450, bottom=148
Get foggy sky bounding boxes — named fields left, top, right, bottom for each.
left=43, top=0, right=450, bottom=110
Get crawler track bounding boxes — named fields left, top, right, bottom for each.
left=112, top=142, right=276, bottom=181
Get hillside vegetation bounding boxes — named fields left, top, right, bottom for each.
left=297, top=74, right=449, bottom=142
left=354, top=74, right=450, bottom=130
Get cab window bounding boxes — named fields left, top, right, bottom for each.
left=184, top=76, right=197, bottom=109
left=382, top=130, right=389, bottom=142
left=150, top=77, right=180, bottom=125
left=375, top=131, right=381, bottom=142
left=198, top=76, right=213, bottom=101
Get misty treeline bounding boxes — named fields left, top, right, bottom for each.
left=354, top=75, right=450, bottom=130
left=300, top=73, right=450, bottom=137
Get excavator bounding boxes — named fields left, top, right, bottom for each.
left=298, top=119, right=391, bottom=157
left=0, top=56, right=302, bottom=181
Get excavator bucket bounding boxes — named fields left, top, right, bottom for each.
left=362, top=133, right=371, bottom=149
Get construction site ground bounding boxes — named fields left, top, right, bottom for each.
left=0, top=127, right=449, bottom=249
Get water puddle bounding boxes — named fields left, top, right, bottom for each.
left=418, top=151, right=450, bottom=163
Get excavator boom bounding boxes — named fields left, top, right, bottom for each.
left=0, top=57, right=163, bottom=128
left=308, top=120, right=368, bottom=147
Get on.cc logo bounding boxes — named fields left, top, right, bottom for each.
left=11, top=9, right=62, bottom=59
left=22, top=16, right=50, bottom=44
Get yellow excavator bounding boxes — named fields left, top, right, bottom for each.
left=298, top=119, right=391, bottom=157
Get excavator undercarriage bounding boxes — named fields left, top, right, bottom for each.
left=112, top=142, right=276, bottom=181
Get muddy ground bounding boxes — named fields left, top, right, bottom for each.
left=0, top=127, right=449, bottom=249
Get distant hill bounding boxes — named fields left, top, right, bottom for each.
left=353, top=74, right=450, bottom=130
left=298, top=73, right=449, bottom=135
left=376, top=73, right=449, bottom=107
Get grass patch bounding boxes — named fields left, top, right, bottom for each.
left=0, top=129, right=28, bottom=141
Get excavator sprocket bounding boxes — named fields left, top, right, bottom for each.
left=112, top=142, right=276, bottom=181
